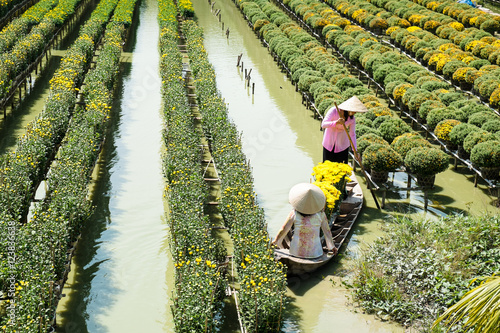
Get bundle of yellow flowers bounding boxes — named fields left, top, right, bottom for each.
left=393, top=83, right=413, bottom=101
left=387, top=26, right=400, bottom=35
left=312, top=161, right=353, bottom=217
left=312, top=160, right=352, bottom=185
left=489, top=87, right=500, bottom=107
left=452, top=67, right=475, bottom=82
left=408, top=15, right=423, bottom=26
left=313, top=180, right=341, bottom=213
left=448, top=22, right=464, bottom=31
left=352, top=9, right=366, bottom=21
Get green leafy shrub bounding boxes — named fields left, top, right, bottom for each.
left=356, top=124, right=381, bottom=138
left=427, top=107, right=465, bottom=131
left=439, top=91, right=468, bottom=106
left=376, top=117, right=413, bottom=143
left=405, top=147, right=449, bottom=176
left=463, top=131, right=497, bottom=154
left=468, top=111, right=496, bottom=128
left=373, top=64, right=400, bottom=84
left=418, top=100, right=447, bottom=120
left=391, top=133, right=432, bottom=159
left=470, top=141, right=500, bottom=168
left=449, top=123, right=480, bottom=147
left=482, top=119, right=500, bottom=133
left=363, top=143, right=403, bottom=172
left=335, top=76, right=363, bottom=90
left=357, top=133, right=389, bottom=154
left=408, top=91, right=438, bottom=114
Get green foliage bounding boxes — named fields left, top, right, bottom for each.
left=357, top=133, right=389, bottom=155
left=426, top=107, right=465, bottom=131
left=470, top=141, right=500, bottom=168
left=362, top=143, right=403, bottom=172
left=463, top=131, right=497, bottom=154
left=391, top=133, right=431, bottom=159
left=350, top=214, right=500, bottom=329
left=405, top=147, right=449, bottom=176
left=468, top=111, right=496, bottom=128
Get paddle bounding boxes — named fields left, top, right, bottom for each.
left=334, top=101, right=381, bottom=210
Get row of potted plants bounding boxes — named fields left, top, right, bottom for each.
left=247, top=0, right=449, bottom=181
left=409, top=0, right=500, bottom=33
left=0, top=0, right=122, bottom=311
left=182, top=18, right=287, bottom=332
left=307, top=1, right=500, bottom=174
left=0, top=0, right=85, bottom=101
left=0, top=0, right=25, bottom=19
left=247, top=0, right=500, bottom=182
left=0, top=0, right=136, bottom=329
left=325, top=0, right=500, bottom=106
left=158, top=0, right=226, bottom=331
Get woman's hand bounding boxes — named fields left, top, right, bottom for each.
left=337, top=118, right=345, bottom=125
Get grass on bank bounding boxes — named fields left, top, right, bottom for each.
left=347, top=212, right=500, bottom=332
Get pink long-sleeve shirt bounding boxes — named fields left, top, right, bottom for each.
left=321, top=106, right=356, bottom=152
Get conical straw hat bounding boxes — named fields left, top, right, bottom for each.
left=288, top=183, right=326, bottom=215
left=338, top=96, right=368, bottom=113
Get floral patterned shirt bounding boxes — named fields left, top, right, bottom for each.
left=274, top=210, right=335, bottom=259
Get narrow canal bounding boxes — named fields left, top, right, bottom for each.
left=56, top=0, right=174, bottom=331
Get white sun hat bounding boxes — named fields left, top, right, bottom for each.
left=338, top=96, right=369, bottom=113
left=288, top=183, right=326, bottom=215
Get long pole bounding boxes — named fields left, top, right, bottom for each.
left=335, top=102, right=381, bottom=209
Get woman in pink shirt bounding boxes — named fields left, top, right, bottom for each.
left=321, top=96, right=368, bottom=164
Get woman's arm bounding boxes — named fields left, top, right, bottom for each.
left=321, top=107, right=342, bottom=129
left=272, top=210, right=296, bottom=246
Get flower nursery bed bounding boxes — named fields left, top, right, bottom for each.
left=0, top=0, right=93, bottom=107
left=0, top=0, right=36, bottom=29
left=158, top=1, right=228, bottom=331
left=0, top=0, right=138, bottom=330
left=182, top=16, right=288, bottom=332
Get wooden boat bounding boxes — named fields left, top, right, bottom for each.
left=273, top=172, right=363, bottom=276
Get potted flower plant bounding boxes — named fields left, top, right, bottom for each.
left=391, top=133, right=432, bottom=160
left=434, top=119, right=462, bottom=149
left=362, top=143, right=403, bottom=184
left=470, top=140, right=500, bottom=180
left=404, top=147, right=449, bottom=188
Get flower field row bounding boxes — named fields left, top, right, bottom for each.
left=0, top=0, right=120, bottom=228
left=182, top=18, right=287, bottom=332
left=0, top=0, right=135, bottom=329
left=0, top=0, right=58, bottom=54
left=0, top=0, right=86, bottom=102
left=261, top=0, right=499, bottom=178
left=0, top=0, right=25, bottom=19
left=158, top=0, right=226, bottom=331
